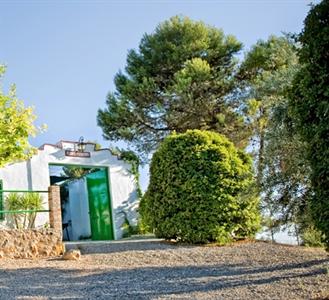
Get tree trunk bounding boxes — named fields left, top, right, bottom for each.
left=257, top=129, right=265, bottom=187
left=256, top=105, right=266, bottom=188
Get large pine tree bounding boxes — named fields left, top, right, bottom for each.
left=98, top=16, right=248, bottom=156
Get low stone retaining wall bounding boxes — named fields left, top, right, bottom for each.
left=0, top=229, right=64, bottom=259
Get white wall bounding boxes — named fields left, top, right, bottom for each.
left=0, top=159, right=49, bottom=229
left=0, top=142, right=139, bottom=239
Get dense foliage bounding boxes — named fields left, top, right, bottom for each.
left=140, top=130, right=260, bottom=244
left=289, top=0, right=329, bottom=247
left=0, top=66, right=41, bottom=167
left=238, top=36, right=313, bottom=241
left=238, top=35, right=299, bottom=185
left=98, top=16, right=249, bottom=157
left=97, top=12, right=328, bottom=247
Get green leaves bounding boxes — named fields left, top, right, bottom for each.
left=140, top=130, right=260, bottom=244
left=238, top=37, right=302, bottom=232
left=5, top=192, right=44, bottom=229
left=175, top=58, right=211, bottom=82
left=98, top=16, right=246, bottom=157
left=289, top=0, right=329, bottom=248
left=0, top=66, right=41, bottom=167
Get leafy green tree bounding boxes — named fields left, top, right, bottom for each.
left=241, top=35, right=324, bottom=246
left=238, top=36, right=315, bottom=242
left=261, top=100, right=316, bottom=244
left=289, top=0, right=329, bottom=247
left=0, top=66, right=41, bottom=167
left=98, top=16, right=248, bottom=157
left=140, top=130, right=260, bottom=244
left=238, top=35, right=299, bottom=185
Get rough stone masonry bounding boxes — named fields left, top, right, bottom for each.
left=0, top=186, right=64, bottom=259
left=0, top=229, right=63, bottom=259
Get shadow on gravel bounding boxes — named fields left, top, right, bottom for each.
left=0, top=258, right=328, bottom=299
left=65, top=240, right=180, bottom=254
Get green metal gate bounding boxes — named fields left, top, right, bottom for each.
left=86, top=169, right=114, bottom=240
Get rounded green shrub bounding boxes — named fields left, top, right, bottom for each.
left=140, top=130, right=260, bottom=244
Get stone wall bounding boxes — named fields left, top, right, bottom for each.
left=0, top=229, right=64, bottom=259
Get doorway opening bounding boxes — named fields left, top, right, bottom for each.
left=49, top=164, right=114, bottom=242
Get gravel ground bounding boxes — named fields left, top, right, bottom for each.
left=0, top=240, right=328, bottom=300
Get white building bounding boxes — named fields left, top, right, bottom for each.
left=0, top=141, right=139, bottom=241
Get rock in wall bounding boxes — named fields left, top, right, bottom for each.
left=0, top=229, right=64, bottom=259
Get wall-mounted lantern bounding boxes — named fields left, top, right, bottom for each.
left=77, top=136, right=86, bottom=152
left=65, top=136, right=90, bottom=158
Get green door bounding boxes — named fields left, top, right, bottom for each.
left=86, top=169, right=114, bottom=240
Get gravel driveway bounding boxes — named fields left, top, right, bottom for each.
left=0, top=240, right=328, bottom=299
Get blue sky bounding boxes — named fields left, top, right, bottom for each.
left=0, top=0, right=314, bottom=190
